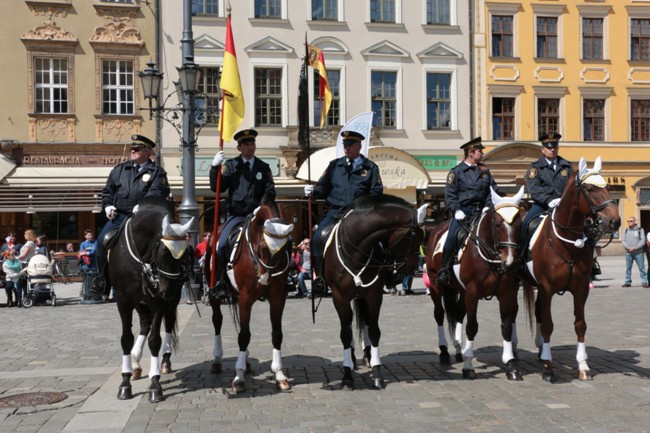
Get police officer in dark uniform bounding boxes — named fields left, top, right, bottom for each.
left=304, top=130, right=383, bottom=296
left=96, top=134, right=170, bottom=297
left=209, top=128, right=276, bottom=300
left=520, top=132, right=572, bottom=258
left=437, top=137, right=498, bottom=285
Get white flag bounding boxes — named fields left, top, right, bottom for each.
left=336, top=111, right=374, bottom=158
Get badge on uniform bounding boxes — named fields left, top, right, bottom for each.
left=447, top=172, right=455, bottom=184
left=560, top=169, right=568, bottom=177
left=222, top=165, right=229, bottom=175
left=527, top=168, right=537, bottom=179
left=361, top=169, right=367, bottom=177
left=255, top=172, right=262, bottom=180
left=142, top=173, right=151, bottom=183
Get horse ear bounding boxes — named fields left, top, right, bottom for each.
left=179, top=217, right=195, bottom=234
left=513, top=186, right=525, bottom=204
left=593, top=156, right=602, bottom=173
left=416, top=204, right=428, bottom=225
left=490, top=186, right=502, bottom=207
left=162, top=215, right=170, bottom=235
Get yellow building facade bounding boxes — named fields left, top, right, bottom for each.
left=475, top=0, right=650, bottom=253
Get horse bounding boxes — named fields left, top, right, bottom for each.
left=204, top=199, right=294, bottom=392
left=107, top=199, right=194, bottom=402
left=521, top=156, right=620, bottom=382
left=322, top=195, right=427, bottom=390
left=424, top=187, right=526, bottom=380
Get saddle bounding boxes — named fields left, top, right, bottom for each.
left=450, top=212, right=482, bottom=265
left=521, top=215, right=545, bottom=262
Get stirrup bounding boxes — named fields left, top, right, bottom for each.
left=436, top=268, right=450, bottom=285
left=209, top=281, right=229, bottom=301
left=311, top=277, right=327, bottom=297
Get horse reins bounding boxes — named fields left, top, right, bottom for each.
left=244, top=215, right=291, bottom=278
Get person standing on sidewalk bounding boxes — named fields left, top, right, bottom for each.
left=621, top=216, right=648, bottom=288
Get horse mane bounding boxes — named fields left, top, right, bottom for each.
left=353, top=194, right=411, bottom=211
left=255, top=193, right=281, bottom=220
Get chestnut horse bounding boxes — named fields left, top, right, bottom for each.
left=109, top=199, right=193, bottom=402
left=205, top=199, right=294, bottom=392
left=425, top=187, right=527, bottom=380
left=323, top=195, right=427, bottom=390
left=521, top=157, right=620, bottom=382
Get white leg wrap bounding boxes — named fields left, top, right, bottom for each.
left=234, top=369, right=246, bottom=384
left=370, top=346, right=381, bottom=368
left=535, top=323, right=543, bottom=348
left=131, top=334, right=146, bottom=360
left=437, top=325, right=448, bottom=347
left=343, top=347, right=354, bottom=369
left=454, top=322, right=463, bottom=347
left=275, top=369, right=288, bottom=382
left=502, top=340, right=514, bottom=364
left=271, top=348, right=282, bottom=373
left=148, top=356, right=161, bottom=378
left=213, top=335, right=223, bottom=359
left=576, top=342, right=588, bottom=369
left=235, top=351, right=248, bottom=371
left=540, top=342, right=552, bottom=361
left=162, top=332, right=173, bottom=355
left=363, top=325, right=371, bottom=348
left=122, top=354, right=132, bottom=374
left=462, top=340, right=474, bottom=359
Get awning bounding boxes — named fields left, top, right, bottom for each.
left=296, top=146, right=430, bottom=189
left=1, top=166, right=112, bottom=187
left=0, top=154, right=16, bottom=182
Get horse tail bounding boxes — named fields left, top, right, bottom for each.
left=353, top=298, right=366, bottom=347
left=229, top=300, right=240, bottom=334
left=521, top=279, right=536, bottom=335
left=441, top=284, right=459, bottom=338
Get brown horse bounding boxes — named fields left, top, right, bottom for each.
left=204, top=199, right=294, bottom=392
left=424, top=187, right=527, bottom=379
left=323, top=195, right=427, bottom=390
left=522, top=157, right=620, bottom=382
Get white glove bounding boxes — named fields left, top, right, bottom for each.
left=132, top=204, right=140, bottom=214
left=482, top=206, right=490, bottom=214
left=454, top=210, right=466, bottom=221
left=212, top=151, right=225, bottom=166
left=105, top=205, right=117, bottom=220
left=304, top=184, right=314, bottom=196
left=548, top=198, right=561, bottom=208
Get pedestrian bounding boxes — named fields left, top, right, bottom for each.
left=2, top=250, right=22, bottom=307
left=195, top=232, right=210, bottom=268
left=17, top=229, right=37, bottom=264
left=0, top=233, right=18, bottom=256
left=621, top=216, right=648, bottom=288
left=182, top=232, right=196, bottom=304
left=520, top=132, right=572, bottom=262
left=35, top=235, right=49, bottom=258
left=437, top=137, right=498, bottom=285
left=209, top=128, right=276, bottom=300
left=293, top=238, right=312, bottom=298
left=96, top=134, right=170, bottom=299
left=66, top=242, right=75, bottom=253
left=304, top=130, right=383, bottom=296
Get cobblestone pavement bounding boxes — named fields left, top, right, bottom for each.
left=1, top=255, right=649, bottom=433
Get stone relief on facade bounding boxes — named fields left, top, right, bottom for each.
left=96, top=118, right=141, bottom=143
left=96, top=8, right=137, bottom=23
left=90, top=22, right=143, bottom=46
left=26, top=2, right=70, bottom=19
left=22, top=19, right=77, bottom=42
left=29, top=117, right=75, bottom=142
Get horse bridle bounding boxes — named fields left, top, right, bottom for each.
left=243, top=215, right=291, bottom=278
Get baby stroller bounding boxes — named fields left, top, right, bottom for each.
left=22, top=254, right=56, bottom=308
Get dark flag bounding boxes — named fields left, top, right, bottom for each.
left=298, top=60, right=309, bottom=151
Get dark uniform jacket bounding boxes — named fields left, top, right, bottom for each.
left=445, top=162, right=497, bottom=213
left=209, top=156, right=276, bottom=217
left=101, top=160, right=170, bottom=213
left=525, top=156, right=572, bottom=209
left=312, top=155, right=383, bottom=209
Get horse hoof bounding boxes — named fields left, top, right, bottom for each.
left=455, top=353, right=463, bottom=363
left=131, top=368, right=142, bottom=381
left=506, top=370, right=523, bottom=381
left=439, top=352, right=451, bottom=365
left=211, top=362, right=223, bottom=374
left=340, top=379, right=354, bottom=390
left=117, top=386, right=133, bottom=400
left=372, top=377, right=385, bottom=390
left=462, top=369, right=476, bottom=380
left=161, top=362, right=172, bottom=375
left=232, top=380, right=246, bottom=393
left=276, top=379, right=291, bottom=391
left=579, top=370, right=593, bottom=381
left=542, top=370, right=557, bottom=383
left=148, top=389, right=164, bottom=403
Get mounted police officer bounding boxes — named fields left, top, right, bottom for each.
left=209, top=128, right=276, bottom=300
left=437, top=137, right=498, bottom=285
left=96, top=134, right=170, bottom=299
left=304, top=130, right=383, bottom=297
left=520, top=132, right=572, bottom=260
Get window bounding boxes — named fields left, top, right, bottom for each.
left=631, top=19, right=650, bottom=61
left=371, top=71, right=397, bottom=128
left=537, top=98, right=559, bottom=137
left=102, top=59, right=134, bottom=115
left=370, top=0, right=395, bottom=23
left=426, top=72, right=450, bottom=130
left=631, top=99, right=650, bottom=141
left=312, top=0, right=337, bottom=21
left=313, top=69, right=340, bottom=126
left=536, top=17, right=558, bottom=59
left=492, top=97, right=515, bottom=140
left=426, top=0, right=450, bottom=25
left=582, top=18, right=603, bottom=60
left=192, top=0, right=218, bottom=15
left=583, top=99, right=604, bottom=141
left=255, top=0, right=281, bottom=18
left=198, top=67, right=221, bottom=125
left=254, top=68, right=282, bottom=126
left=34, top=58, right=68, bottom=114
left=492, top=15, right=513, bottom=58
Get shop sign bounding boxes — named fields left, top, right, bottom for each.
left=414, top=155, right=457, bottom=171
left=190, top=157, right=280, bottom=177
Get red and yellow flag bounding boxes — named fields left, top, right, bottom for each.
left=307, top=45, right=332, bottom=128
left=219, top=14, right=244, bottom=142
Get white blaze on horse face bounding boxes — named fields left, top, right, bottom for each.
left=262, top=220, right=294, bottom=255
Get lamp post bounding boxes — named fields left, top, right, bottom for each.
left=139, top=0, right=217, bottom=246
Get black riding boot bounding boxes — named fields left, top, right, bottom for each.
left=210, top=253, right=230, bottom=301
left=436, top=247, right=453, bottom=285
left=311, top=255, right=326, bottom=297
